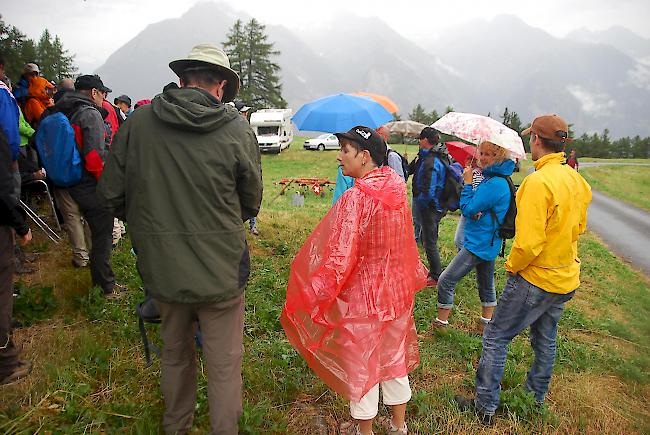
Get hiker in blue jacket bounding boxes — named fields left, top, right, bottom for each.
left=410, top=127, right=447, bottom=286
left=431, top=141, right=514, bottom=330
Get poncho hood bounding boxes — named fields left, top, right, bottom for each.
left=354, top=166, right=407, bottom=210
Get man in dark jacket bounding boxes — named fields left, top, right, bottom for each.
left=409, top=127, right=447, bottom=286
left=99, top=44, right=263, bottom=435
left=43, top=74, right=118, bottom=297
left=0, top=129, right=32, bottom=385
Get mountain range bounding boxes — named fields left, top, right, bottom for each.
left=95, top=2, right=650, bottom=137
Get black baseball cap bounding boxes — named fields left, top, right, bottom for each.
left=335, top=126, right=388, bottom=166
left=75, top=74, right=112, bottom=93
left=114, top=94, right=132, bottom=106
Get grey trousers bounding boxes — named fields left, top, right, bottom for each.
left=155, top=294, right=244, bottom=435
left=54, top=187, right=91, bottom=265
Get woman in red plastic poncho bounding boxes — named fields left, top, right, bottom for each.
left=281, top=126, right=428, bottom=435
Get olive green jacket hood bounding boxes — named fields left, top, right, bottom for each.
left=99, top=87, right=262, bottom=304
left=151, top=87, right=238, bottom=132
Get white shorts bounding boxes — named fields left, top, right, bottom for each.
left=349, top=376, right=411, bottom=420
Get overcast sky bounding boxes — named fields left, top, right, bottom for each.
left=3, top=0, right=650, bottom=72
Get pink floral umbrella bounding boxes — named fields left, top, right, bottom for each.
left=431, top=112, right=526, bottom=160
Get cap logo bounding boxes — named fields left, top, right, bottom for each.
left=356, top=129, right=371, bottom=139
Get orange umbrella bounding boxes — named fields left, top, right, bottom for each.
left=352, top=92, right=399, bottom=114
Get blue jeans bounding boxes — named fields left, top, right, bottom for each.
left=474, top=274, right=575, bottom=415
left=437, top=248, right=496, bottom=309
left=454, top=215, right=466, bottom=251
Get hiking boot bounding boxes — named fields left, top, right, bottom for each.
left=103, top=291, right=122, bottom=301
left=378, top=416, right=407, bottom=434
left=72, top=259, right=89, bottom=268
left=104, top=290, right=123, bottom=301
left=22, top=253, right=38, bottom=263
left=0, top=360, right=32, bottom=386
left=431, top=318, right=449, bottom=330
left=454, top=395, right=493, bottom=426
left=14, top=263, right=34, bottom=275
left=249, top=226, right=260, bottom=236
left=476, top=317, right=491, bottom=335
left=426, top=277, right=438, bottom=287
left=339, top=420, right=373, bottom=435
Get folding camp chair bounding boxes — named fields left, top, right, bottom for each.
left=136, top=296, right=161, bottom=368
left=21, top=179, right=61, bottom=232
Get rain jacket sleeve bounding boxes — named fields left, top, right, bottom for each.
left=98, top=124, right=128, bottom=220
left=236, top=129, right=263, bottom=222
left=24, top=98, right=45, bottom=125
left=18, top=109, right=35, bottom=146
left=414, top=154, right=445, bottom=211
left=0, top=130, right=28, bottom=235
left=504, top=175, right=549, bottom=274
left=0, top=89, right=20, bottom=161
left=74, top=106, right=106, bottom=181
left=428, top=157, right=446, bottom=211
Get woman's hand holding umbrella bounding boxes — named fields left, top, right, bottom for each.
left=462, top=166, right=473, bottom=184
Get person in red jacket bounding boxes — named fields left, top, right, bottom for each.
left=43, top=74, right=120, bottom=298
left=566, top=149, right=579, bottom=171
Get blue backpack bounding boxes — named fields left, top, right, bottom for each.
left=435, top=155, right=464, bottom=212
left=35, top=112, right=83, bottom=187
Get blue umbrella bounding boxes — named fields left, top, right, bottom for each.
left=292, top=93, right=394, bottom=133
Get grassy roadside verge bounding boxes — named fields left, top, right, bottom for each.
left=580, top=165, right=650, bottom=211
left=581, top=158, right=650, bottom=164
left=1, top=141, right=648, bottom=434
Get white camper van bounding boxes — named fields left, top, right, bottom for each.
left=249, top=109, right=293, bottom=154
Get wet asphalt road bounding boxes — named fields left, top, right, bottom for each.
left=573, top=163, right=650, bottom=276
left=587, top=188, right=650, bottom=276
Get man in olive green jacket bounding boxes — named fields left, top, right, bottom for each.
left=99, top=44, right=262, bottom=435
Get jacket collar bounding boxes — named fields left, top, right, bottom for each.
left=533, top=152, right=565, bottom=171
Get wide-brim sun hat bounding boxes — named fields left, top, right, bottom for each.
left=169, top=44, right=240, bottom=103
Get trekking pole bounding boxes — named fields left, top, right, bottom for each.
left=20, top=200, right=62, bottom=244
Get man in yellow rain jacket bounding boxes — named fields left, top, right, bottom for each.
left=455, top=114, right=592, bottom=424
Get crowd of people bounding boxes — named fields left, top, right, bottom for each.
left=0, top=44, right=593, bottom=435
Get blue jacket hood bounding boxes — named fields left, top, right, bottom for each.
left=482, top=159, right=515, bottom=178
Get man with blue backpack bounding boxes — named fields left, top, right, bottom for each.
left=410, top=127, right=460, bottom=287
left=36, top=74, right=119, bottom=299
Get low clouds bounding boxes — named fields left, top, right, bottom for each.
left=628, top=63, right=650, bottom=91
left=567, top=85, right=616, bottom=116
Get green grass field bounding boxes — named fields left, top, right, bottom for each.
left=1, top=139, right=648, bottom=434
left=580, top=165, right=650, bottom=211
